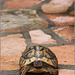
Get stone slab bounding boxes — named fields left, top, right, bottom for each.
left=41, top=0, right=74, bottom=14
left=49, top=45, right=74, bottom=65
left=51, top=26, right=74, bottom=42
left=43, top=14, right=74, bottom=26
left=1, top=34, right=26, bottom=70
left=3, top=0, right=42, bottom=8
left=1, top=9, right=48, bottom=33
left=1, top=41, right=74, bottom=70
left=59, top=69, right=74, bottom=75
left=29, top=29, right=56, bottom=44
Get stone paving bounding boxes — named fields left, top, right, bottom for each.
left=41, top=0, right=74, bottom=14
left=3, top=0, right=42, bottom=8
left=1, top=9, right=48, bottom=32
left=1, top=0, right=74, bottom=75
left=43, top=14, right=74, bottom=26
left=51, top=26, right=74, bottom=42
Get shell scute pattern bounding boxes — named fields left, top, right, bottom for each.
left=20, top=45, right=58, bottom=68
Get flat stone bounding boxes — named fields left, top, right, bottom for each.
left=1, top=34, right=26, bottom=70
left=41, top=0, right=74, bottom=13
left=59, top=69, right=74, bottom=75
left=29, top=29, right=56, bottom=44
left=1, top=44, right=74, bottom=71
left=51, top=26, right=74, bottom=42
left=49, top=45, right=74, bottom=65
left=43, top=14, right=74, bottom=26
left=1, top=9, right=48, bottom=33
left=3, top=0, right=42, bottom=8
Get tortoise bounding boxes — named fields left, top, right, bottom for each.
left=19, top=45, right=58, bottom=75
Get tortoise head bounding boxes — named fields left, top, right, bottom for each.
left=28, top=61, right=48, bottom=73
left=33, top=60, right=43, bottom=68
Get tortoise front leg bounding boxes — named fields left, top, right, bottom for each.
left=46, top=66, right=58, bottom=75
left=19, top=66, right=30, bottom=75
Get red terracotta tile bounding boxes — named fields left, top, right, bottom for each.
left=1, top=55, right=20, bottom=70
left=1, top=34, right=26, bottom=70
left=59, top=69, right=74, bottom=75
left=51, top=26, right=74, bottom=42
left=43, top=14, right=74, bottom=26
left=49, top=45, right=74, bottom=65
left=4, top=0, right=42, bottom=8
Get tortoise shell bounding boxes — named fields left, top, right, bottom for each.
left=19, top=45, right=58, bottom=69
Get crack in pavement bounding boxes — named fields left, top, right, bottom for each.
left=1, top=28, right=74, bottom=49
